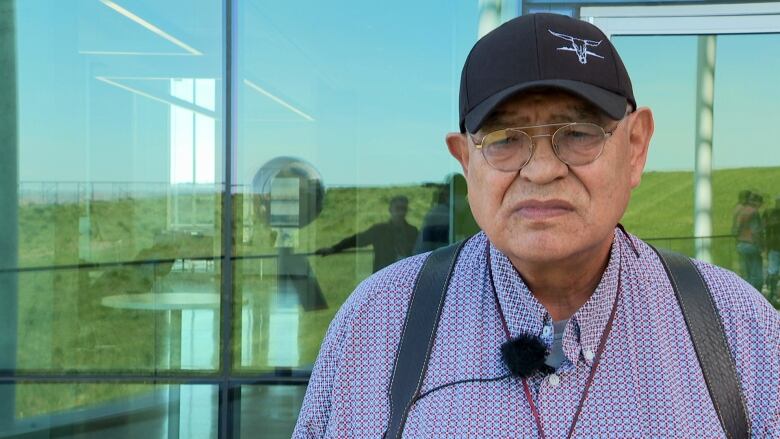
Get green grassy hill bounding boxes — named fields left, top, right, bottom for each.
left=622, top=167, right=780, bottom=271
left=623, top=167, right=780, bottom=238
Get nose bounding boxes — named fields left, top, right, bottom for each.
left=518, top=134, right=569, bottom=184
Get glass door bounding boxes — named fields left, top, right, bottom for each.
left=581, top=3, right=780, bottom=299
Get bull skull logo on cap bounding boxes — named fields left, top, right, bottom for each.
left=548, top=30, right=604, bottom=64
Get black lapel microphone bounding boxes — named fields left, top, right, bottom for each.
left=501, top=334, right=554, bottom=378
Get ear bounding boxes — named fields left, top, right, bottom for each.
left=446, top=132, right=471, bottom=177
left=625, top=107, right=654, bottom=188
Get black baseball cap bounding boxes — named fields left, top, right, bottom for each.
left=459, top=13, right=636, bottom=133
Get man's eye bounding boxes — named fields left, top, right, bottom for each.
left=490, top=136, right=523, bottom=150
left=493, top=138, right=513, bottom=147
left=559, top=127, right=602, bottom=147
left=564, top=130, right=596, bottom=140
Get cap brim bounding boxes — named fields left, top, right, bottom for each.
left=463, top=79, right=630, bottom=133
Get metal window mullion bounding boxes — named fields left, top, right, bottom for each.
left=0, top=0, right=18, bottom=431
left=218, top=0, right=237, bottom=437
left=0, top=374, right=310, bottom=385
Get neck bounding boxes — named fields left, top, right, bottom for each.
left=510, top=233, right=615, bottom=321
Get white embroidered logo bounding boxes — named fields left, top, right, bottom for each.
left=548, top=29, right=604, bottom=64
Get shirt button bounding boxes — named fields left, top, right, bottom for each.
left=548, top=374, right=560, bottom=387
left=542, top=326, right=552, bottom=337
left=583, top=349, right=595, bottom=361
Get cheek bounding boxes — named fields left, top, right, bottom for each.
left=466, top=162, right=514, bottom=230
left=582, top=168, right=631, bottom=224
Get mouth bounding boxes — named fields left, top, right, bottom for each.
left=513, top=199, right=575, bottom=221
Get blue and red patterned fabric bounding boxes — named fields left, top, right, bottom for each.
left=294, top=229, right=780, bottom=437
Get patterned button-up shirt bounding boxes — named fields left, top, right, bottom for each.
left=294, top=229, right=780, bottom=437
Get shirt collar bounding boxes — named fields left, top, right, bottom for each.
left=488, top=228, right=624, bottom=368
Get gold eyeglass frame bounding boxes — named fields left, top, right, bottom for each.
left=470, top=120, right=624, bottom=172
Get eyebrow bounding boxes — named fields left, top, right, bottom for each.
left=479, top=104, right=609, bottom=133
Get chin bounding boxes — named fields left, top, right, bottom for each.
left=491, top=227, right=568, bottom=261
left=510, top=220, right=607, bottom=261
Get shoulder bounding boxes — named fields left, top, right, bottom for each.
left=326, top=233, right=488, bottom=359
left=690, top=259, right=780, bottom=429
left=690, top=259, right=780, bottom=332
left=324, top=254, right=428, bottom=354
left=628, top=235, right=780, bottom=420
left=366, top=222, right=387, bottom=233
left=294, top=252, right=431, bottom=436
left=351, top=253, right=428, bottom=312
left=628, top=236, right=780, bottom=424
left=324, top=246, right=437, bottom=353
left=337, top=233, right=487, bottom=329
left=625, top=235, right=779, bottom=359
left=629, top=236, right=778, bottom=330
left=296, top=234, right=486, bottom=436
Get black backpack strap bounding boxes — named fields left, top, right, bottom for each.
left=384, top=240, right=467, bottom=439
left=652, top=247, right=751, bottom=439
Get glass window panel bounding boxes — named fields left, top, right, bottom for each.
left=712, top=33, right=780, bottom=302
left=237, top=385, right=306, bottom=438
left=612, top=31, right=780, bottom=303
left=612, top=35, right=698, bottom=254
left=233, top=1, right=479, bottom=373
left=0, top=383, right=217, bottom=439
left=8, top=0, right=224, bottom=376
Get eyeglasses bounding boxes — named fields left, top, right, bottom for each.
left=471, top=121, right=622, bottom=172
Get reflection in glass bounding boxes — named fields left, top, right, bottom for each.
left=733, top=191, right=765, bottom=291
left=316, top=195, right=419, bottom=273
left=12, top=0, right=223, bottom=373
left=615, top=33, right=780, bottom=307
left=6, top=0, right=224, bottom=429
left=765, top=198, right=780, bottom=304
left=1, top=383, right=217, bottom=438
left=712, top=34, right=780, bottom=303
left=239, top=385, right=306, bottom=438
left=248, top=157, right=326, bottom=368
left=614, top=35, right=697, bottom=250
left=233, top=0, right=478, bottom=374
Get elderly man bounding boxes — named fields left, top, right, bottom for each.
left=294, top=14, right=779, bottom=438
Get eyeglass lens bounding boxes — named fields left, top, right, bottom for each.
left=482, top=123, right=607, bottom=171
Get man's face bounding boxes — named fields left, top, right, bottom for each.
left=447, top=90, right=653, bottom=266
left=389, top=201, right=408, bottom=222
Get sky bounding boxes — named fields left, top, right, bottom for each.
left=14, top=1, right=780, bottom=189
left=615, top=33, right=780, bottom=172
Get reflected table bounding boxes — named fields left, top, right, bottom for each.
left=102, top=292, right=221, bottom=369
left=101, top=292, right=222, bottom=438
left=102, top=292, right=220, bottom=310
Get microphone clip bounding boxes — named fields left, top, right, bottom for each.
left=501, top=334, right=554, bottom=378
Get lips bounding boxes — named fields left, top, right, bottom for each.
left=513, top=199, right=574, bottom=220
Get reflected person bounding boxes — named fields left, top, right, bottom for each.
left=414, top=184, right=450, bottom=253
left=731, top=189, right=752, bottom=236
left=316, top=196, right=418, bottom=273
left=765, top=195, right=780, bottom=302
left=734, top=191, right=764, bottom=290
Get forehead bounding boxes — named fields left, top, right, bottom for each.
left=480, top=90, right=609, bottom=132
